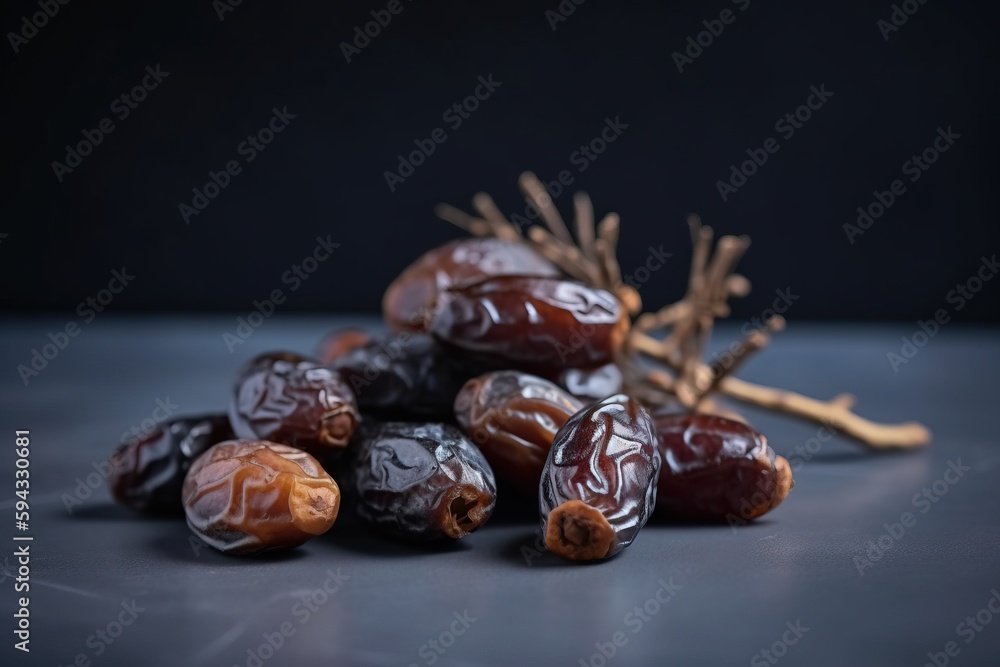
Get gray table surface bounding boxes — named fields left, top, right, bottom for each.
left=1, top=316, right=998, bottom=667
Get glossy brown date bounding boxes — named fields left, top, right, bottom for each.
left=230, top=351, right=359, bottom=455
left=183, top=440, right=340, bottom=555
left=333, top=334, right=494, bottom=418
left=350, top=422, right=496, bottom=541
left=430, top=276, right=630, bottom=371
left=653, top=412, right=793, bottom=522
left=108, top=414, right=234, bottom=515
left=539, top=394, right=660, bottom=561
left=383, top=237, right=559, bottom=332
left=454, top=371, right=583, bottom=494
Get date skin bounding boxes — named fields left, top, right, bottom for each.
left=540, top=394, right=660, bottom=561
left=454, top=371, right=583, bottom=494
left=350, top=422, right=496, bottom=541
left=230, top=351, right=359, bottom=455
left=551, top=363, right=623, bottom=402
left=430, top=276, right=630, bottom=372
left=333, top=334, right=493, bottom=419
left=109, top=414, right=234, bottom=515
left=183, top=440, right=340, bottom=555
left=653, top=412, right=793, bottom=522
left=383, top=237, right=559, bottom=332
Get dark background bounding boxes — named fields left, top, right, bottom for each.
left=2, top=0, right=997, bottom=321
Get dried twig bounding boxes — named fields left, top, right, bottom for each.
left=435, top=172, right=933, bottom=449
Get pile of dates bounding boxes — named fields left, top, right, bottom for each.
left=108, top=237, right=793, bottom=561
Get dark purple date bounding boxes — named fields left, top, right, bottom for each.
left=350, top=422, right=496, bottom=541
left=230, top=351, right=359, bottom=455
left=108, top=414, right=234, bottom=515
left=539, top=394, right=660, bottom=561
left=333, top=334, right=493, bottom=419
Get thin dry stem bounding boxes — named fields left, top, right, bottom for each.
left=434, top=172, right=932, bottom=450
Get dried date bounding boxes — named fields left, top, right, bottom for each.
left=383, top=237, right=559, bottom=332
left=539, top=394, right=660, bottom=561
left=333, top=334, right=492, bottom=418
left=430, top=276, right=629, bottom=371
left=350, top=422, right=496, bottom=541
left=454, top=371, right=583, bottom=494
left=108, top=414, right=234, bottom=515
left=230, top=351, right=359, bottom=455
left=183, top=440, right=340, bottom=555
left=652, top=412, right=793, bottom=522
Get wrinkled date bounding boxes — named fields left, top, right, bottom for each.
left=183, top=440, right=340, bottom=555
left=333, top=334, right=492, bottom=418
left=430, top=276, right=630, bottom=371
left=382, top=237, right=559, bottom=332
left=454, top=371, right=583, bottom=494
left=351, top=422, right=496, bottom=541
left=540, top=394, right=660, bottom=561
left=230, top=351, right=359, bottom=455
left=109, top=414, right=234, bottom=515
left=653, top=412, right=793, bottom=522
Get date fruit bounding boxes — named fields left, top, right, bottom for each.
left=109, top=414, right=234, bottom=515
left=540, top=394, right=660, bottom=561
left=183, top=440, right=340, bottom=555
left=350, top=422, right=496, bottom=541
left=333, top=334, right=491, bottom=418
left=454, top=371, right=583, bottom=494
left=430, top=276, right=629, bottom=371
left=383, top=237, right=559, bottom=332
left=230, top=351, right=359, bottom=455
left=652, top=412, right=793, bottom=522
